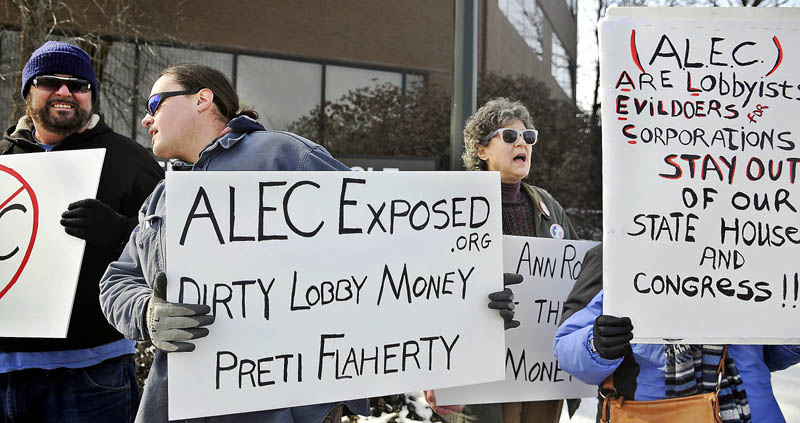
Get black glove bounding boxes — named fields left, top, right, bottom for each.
left=488, top=273, right=523, bottom=330
left=592, top=315, right=634, bottom=359
left=61, top=198, right=134, bottom=248
left=146, top=272, right=215, bottom=353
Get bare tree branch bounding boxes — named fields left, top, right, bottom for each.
left=4, top=0, right=188, bottom=131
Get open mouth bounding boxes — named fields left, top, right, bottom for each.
left=513, top=153, right=527, bottom=163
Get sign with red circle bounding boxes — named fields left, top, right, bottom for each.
left=0, top=164, right=39, bottom=300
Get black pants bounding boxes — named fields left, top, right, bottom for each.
left=0, top=354, right=139, bottom=423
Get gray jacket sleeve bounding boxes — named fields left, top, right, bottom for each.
left=99, top=200, right=155, bottom=341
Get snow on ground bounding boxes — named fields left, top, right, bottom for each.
left=345, top=393, right=435, bottom=423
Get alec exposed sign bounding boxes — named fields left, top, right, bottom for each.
left=600, top=8, right=800, bottom=343
left=165, top=171, right=505, bottom=419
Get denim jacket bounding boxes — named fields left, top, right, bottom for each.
left=99, top=117, right=369, bottom=422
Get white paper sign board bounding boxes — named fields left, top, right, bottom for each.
left=600, top=8, right=800, bottom=344
left=0, top=149, right=105, bottom=337
left=165, top=171, right=505, bottom=420
left=435, top=237, right=599, bottom=404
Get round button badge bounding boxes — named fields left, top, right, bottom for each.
left=549, top=223, right=565, bottom=240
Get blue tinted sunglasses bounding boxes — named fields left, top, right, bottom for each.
left=145, top=89, right=199, bottom=116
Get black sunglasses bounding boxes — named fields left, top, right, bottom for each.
left=145, top=89, right=199, bottom=116
left=487, top=128, right=538, bottom=145
left=32, top=75, right=92, bottom=94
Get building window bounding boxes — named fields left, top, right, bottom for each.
left=237, top=56, right=322, bottom=130
left=0, top=30, right=21, bottom=129
left=324, top=65, right=403, bottom=103
left=551, top=33, right=573, bottom=98
left=406, top=73, right=425, bottom=90
left=0, top=31, right=424, bottom=144
left=99, top=42, right=137, bottom=141
left=499, top=0, right=543, bottom=60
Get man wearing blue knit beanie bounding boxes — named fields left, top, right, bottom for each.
left=0, top=41, right=163, bottom=422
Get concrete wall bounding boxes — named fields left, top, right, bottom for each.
left=481, top=0, right=577, bottom=101
left=0, top=0, right=576, bottom=100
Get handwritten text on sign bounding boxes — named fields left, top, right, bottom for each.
left=165, top=171, right=505, bottom=420
left=435, top=237, right=598, bottom=404
left=0, top=149, right=104, bottom=337
left=600, top=10, right=800, bottom=343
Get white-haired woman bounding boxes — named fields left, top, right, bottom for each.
left=427, top=97, right=577, bottom=423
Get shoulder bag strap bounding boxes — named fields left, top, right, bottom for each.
left=715, top=345, right=728, bottom=395
left=600, top=374, right=615, bottom=423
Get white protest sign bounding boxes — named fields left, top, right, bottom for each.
left=600, top=8, right=800, bottom=343
left=0, top=149, right=105, bottom=337
left=435, top=237, right=599, bottom=404
left=165, top=171, right=505, bottom=420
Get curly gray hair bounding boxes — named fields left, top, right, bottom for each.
left=462, top=97, right=535, bottom=171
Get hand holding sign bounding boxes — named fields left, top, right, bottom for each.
left=60, top=198, right=133, bottom=248
left=147, top=272, right=215, bottom=352
left=424, top=276, right=523, bottom=416
left=434, top=238, right=600, bottom=405
left=0, top=150, right=105, bottom=337
left=488, top=273, right=523, bottom=330
left=164, top=171, right=506, bottom=419
left=592, top=315, right=634, bottom=360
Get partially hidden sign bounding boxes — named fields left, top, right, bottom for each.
left=0, top=149, right=105, bottom=337
left=600, top=8, right=800, bottom=343
left=165, top=171, right=505, bottom=420
left=434, top=237, right=599, bottom=405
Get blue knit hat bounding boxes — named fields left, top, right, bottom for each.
left=21, top=41, right=98, bottom=101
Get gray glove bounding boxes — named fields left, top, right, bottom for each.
left=146, top=272, right=214, bottom=352
left=488, top=273, right=523, bottom=330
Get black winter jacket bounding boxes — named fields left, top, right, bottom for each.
left=0, top=114, right=164, bottom=352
